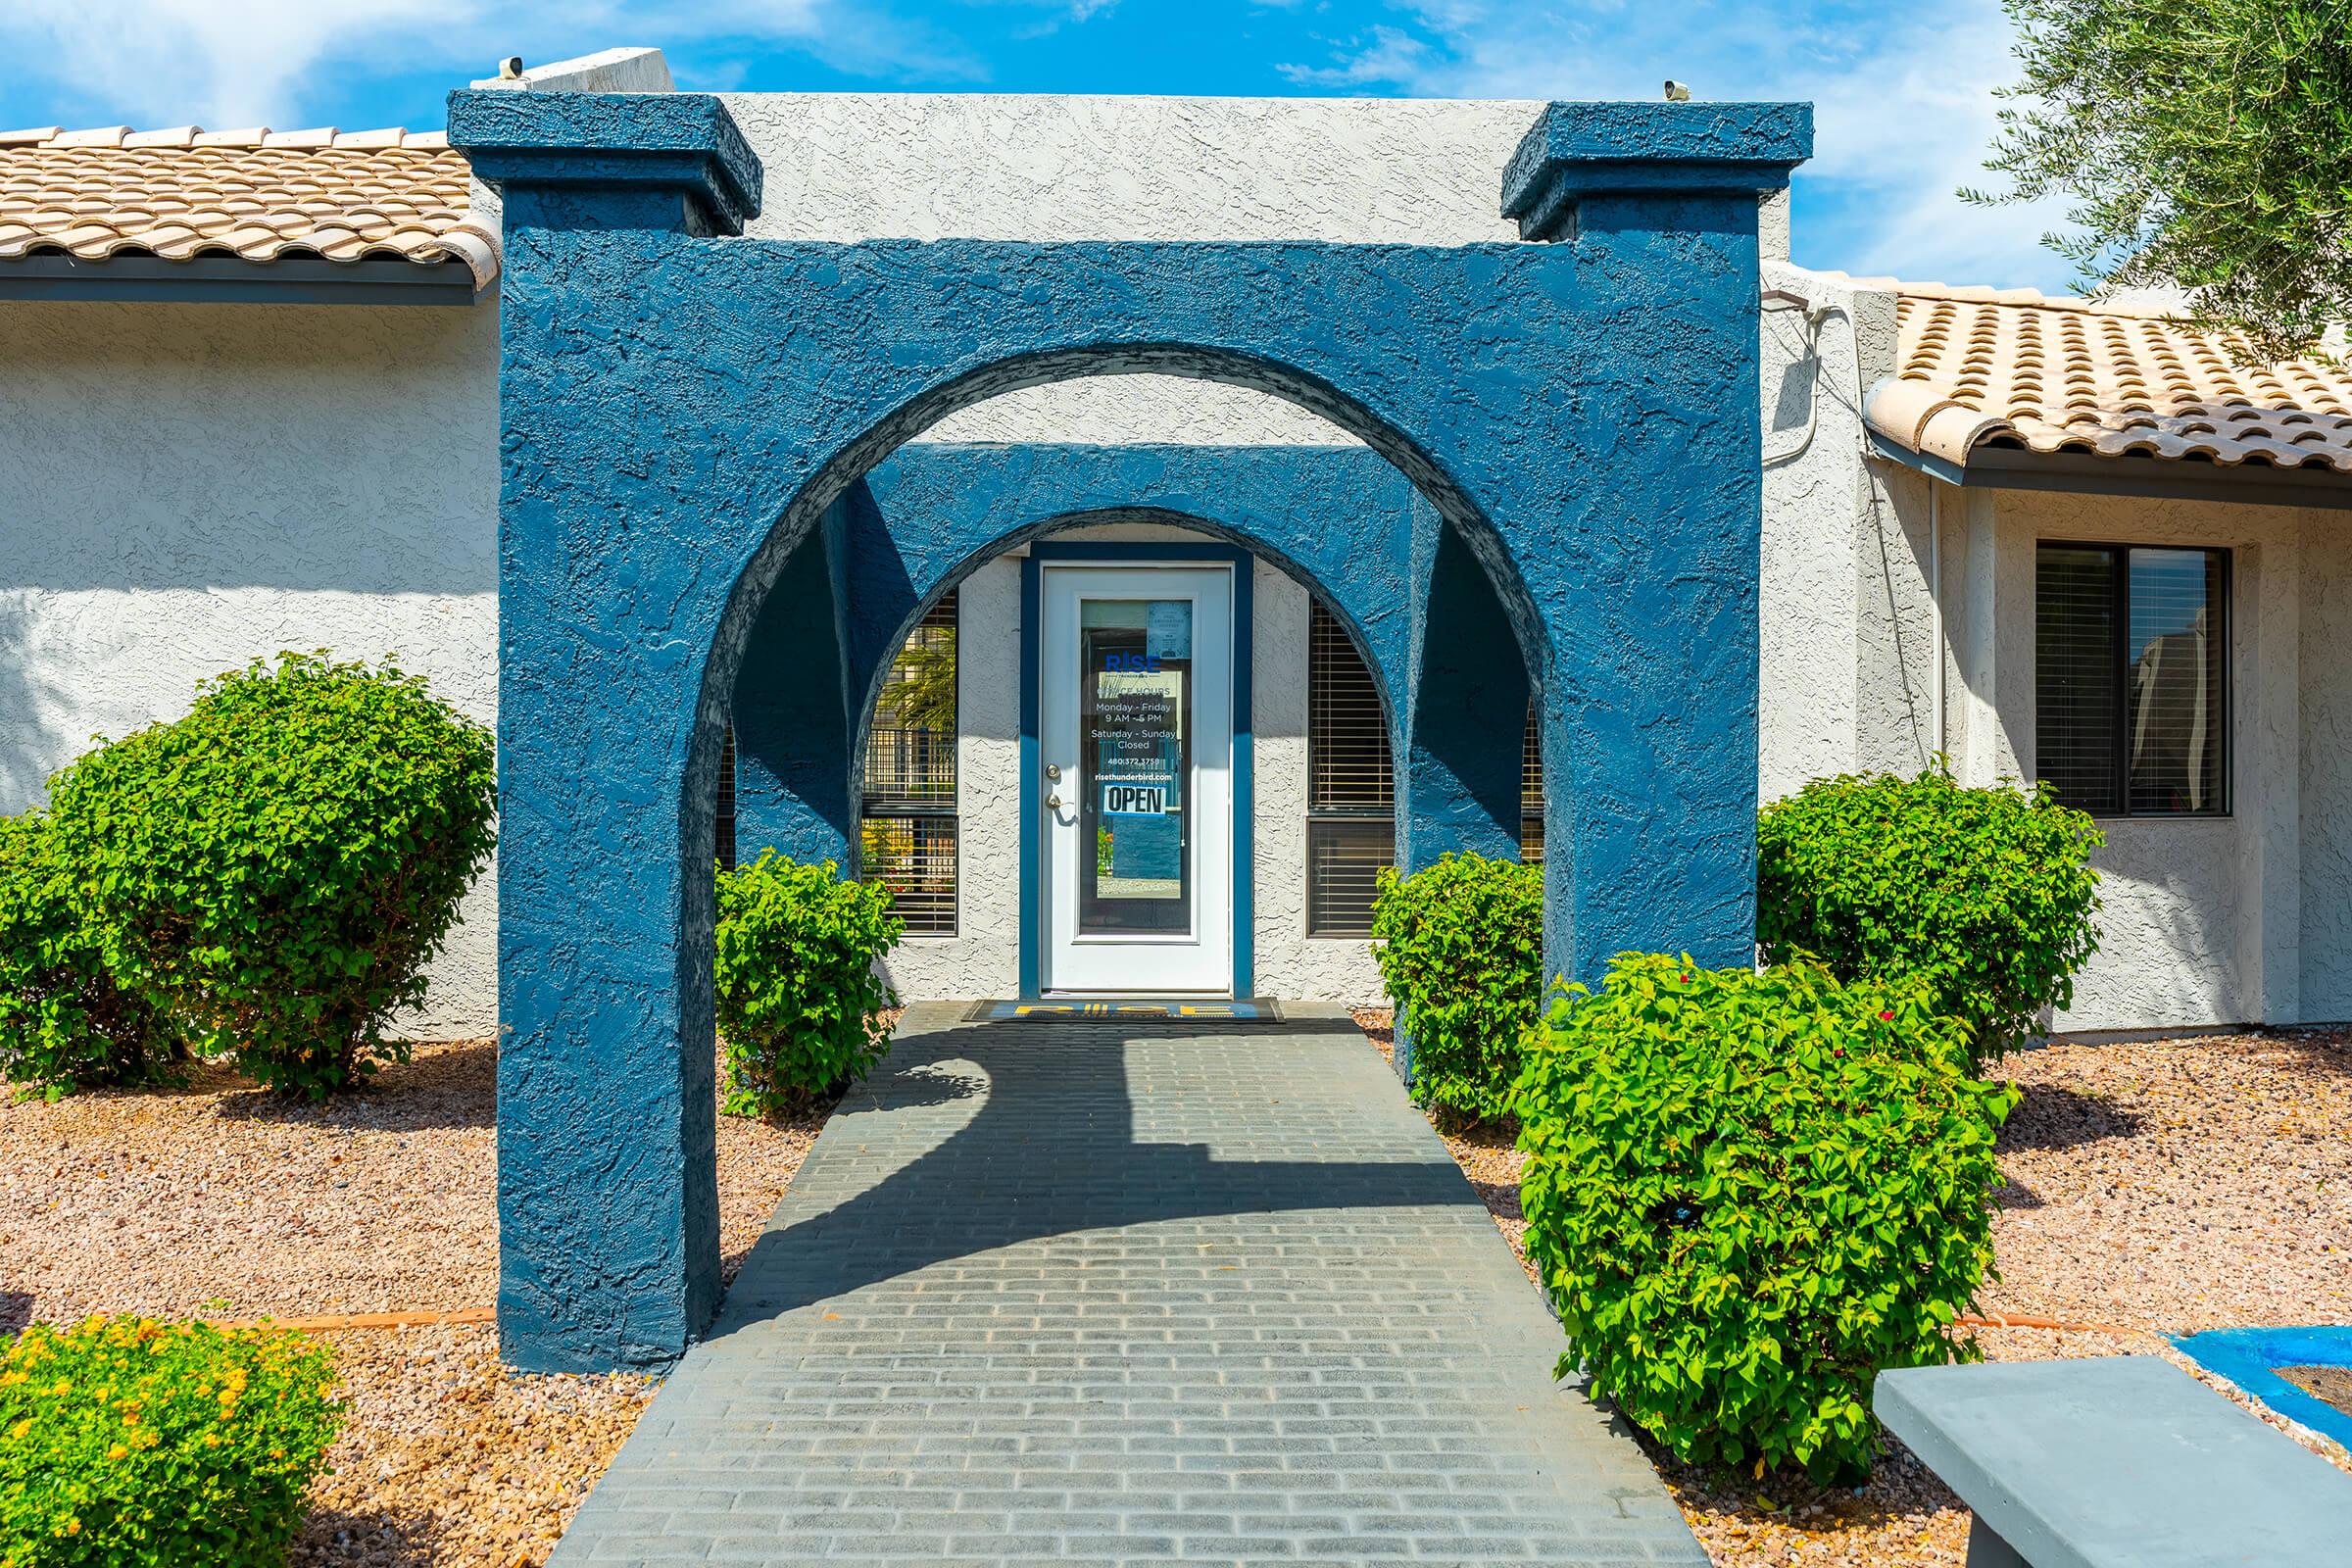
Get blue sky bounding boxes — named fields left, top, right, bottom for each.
left=0, top=0, right=2076, bottom=289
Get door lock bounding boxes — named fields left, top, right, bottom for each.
left=1044, top=762, right=1062, bottom=781
left=1045, top=794, right=1063, bottom=811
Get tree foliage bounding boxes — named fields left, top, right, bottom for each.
left=1968, top=0, right=2352, bottom=358
left=883, top=626, right=956, bottom=741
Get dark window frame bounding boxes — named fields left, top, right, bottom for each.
left=2034, top=540, right=2232, bottom=820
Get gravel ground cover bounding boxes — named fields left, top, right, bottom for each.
left=1351, top=1006, right=2352, bottom=1567
left=0, top=1039, right=827, bottom=1567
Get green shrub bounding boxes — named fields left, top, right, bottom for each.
left=1515, top=955, right=2017, bottom=1484
left=1757, top=764, right=2102, bottom=1068
left=43, top=653, right=497, bottom=1100
left=1369, top=852, right=1544, bottom=1124
left=713, top=851, right=904, bottom=1117
left=0, top=1315, right=341, bottom=1567
left=0, top=816, right=180, bottom=1100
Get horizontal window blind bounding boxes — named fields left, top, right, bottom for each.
left=1307, top=819, right=1393, bottom=938
left=2034, top=544, right=2228, bottom=817
left=859, top=814, right=958, bottom=935
left=1308, top=600, right=1392, bottom=810
left=1306, top=599, right=1393, bottom=936
left=2036, top=546, right=2120, bottom=813
left=861, top=591, right=959, bottom=934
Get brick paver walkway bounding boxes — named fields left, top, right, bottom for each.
left=551, top=1002, right=1704, bottom=1565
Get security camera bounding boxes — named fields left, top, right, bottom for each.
left=1663, top=79, right=1691, bottom=102
left=498, top=56, right=525, bottom=80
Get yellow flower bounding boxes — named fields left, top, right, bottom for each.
left=7, top=1421, right=28, bottom=1441
left=106, top=1445, right=128, bottom=1461
left=60, top=1521, right=80, bottom=1538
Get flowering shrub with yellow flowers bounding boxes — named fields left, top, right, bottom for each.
left=0, top=1316, right=341, bottom=1566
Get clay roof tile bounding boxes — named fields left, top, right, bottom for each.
left=1864, top=282, right=2352, bottom=479
left=0, top=125, right=495, bottom=287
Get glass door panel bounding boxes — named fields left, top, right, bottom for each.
left=1038, top=564, right=1232, bottom=995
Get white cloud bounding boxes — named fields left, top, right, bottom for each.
left=0, top=0, right=877, bottom=130
left=4, top=0, right=470, bottom=128
left=1277, top=25, right=1430, bottom=88
left=1284, top=0, right=2081, bottom=290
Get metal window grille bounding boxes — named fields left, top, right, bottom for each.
left=715, top=724, right=738, bottom=870
left=861, top=592, right=959, bottom=933
left=1306, top=600, right=1394, bottom=937
left=2034, top=543, right=2229, bottom=817
left=1520, top=703, right=1544, bottom=864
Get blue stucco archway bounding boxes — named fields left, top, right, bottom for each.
left=730, top=439, right=1536, bottom=1005
left=452, top=88, right=1809, bottom=1372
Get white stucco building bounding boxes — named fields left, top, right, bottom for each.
left=5, top=48, right=2348, bottom=1036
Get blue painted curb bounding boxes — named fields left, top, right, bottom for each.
left=2169, top=1324, right=2352, bottom=1452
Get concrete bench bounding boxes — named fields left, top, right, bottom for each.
left=1875, top=1355, right=2352, bottom=1567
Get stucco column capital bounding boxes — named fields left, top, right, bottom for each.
left=1502, top=100, right=1813, bottom=240
left=446, top=89, right=762, bottom=234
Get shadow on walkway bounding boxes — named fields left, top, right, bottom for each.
left=711, top=1008, right=1474, bottom=1334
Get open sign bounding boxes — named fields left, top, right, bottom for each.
left=1101, top=782, right=1169, bottom=814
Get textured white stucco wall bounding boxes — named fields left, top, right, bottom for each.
left=0, top=300, right=501, bottom=1036
left=876, top=556, right=1023, bottom=1001
left=1758, top=263, right=2352, bottom=1033
left=729, top=92, right=1539, bottom=452
left=1251, top=563, right=1387, bottom=1002
left=2301, top=544, right=2352, bottom=1020
left=1758, top=262, right=1941, bottom=801
left=1976, top=489, right=2314, bottom=1032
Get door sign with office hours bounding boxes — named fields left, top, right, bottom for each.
left=1079, top=597, right=1193, bottom=932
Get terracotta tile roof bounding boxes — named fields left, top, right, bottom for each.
left=0, top=124, right=497, bottom=288
left=1849, top=278, right=2352, bottom=476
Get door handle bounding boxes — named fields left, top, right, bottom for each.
left=1045, top=794, right=1063, bottom=811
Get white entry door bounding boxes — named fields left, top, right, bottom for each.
left=1039, top=564, right=1234, bottom=994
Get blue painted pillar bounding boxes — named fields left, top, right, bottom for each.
left=1501, top=114, right=1789, bottom=992
left=1396, top=508, right=1529, bottom=874
left=1392, top=504, right=1530, bottom=1088
left=453, top=92, right=763, bottom=1373
left=730, top=504, right=857, bottom=867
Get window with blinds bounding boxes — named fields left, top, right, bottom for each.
left=1520, top=704, right=1544, bottom=864
left=1306, top=599, right=1394, bottom=936
left=2034, top=544, right=2228, bottom=817
left=861, top=592, right=959, bottom=934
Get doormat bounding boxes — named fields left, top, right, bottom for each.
left=964, top=999, right=1281, bottom=1021
left=2169, top=1325, right=2352, bottom=1452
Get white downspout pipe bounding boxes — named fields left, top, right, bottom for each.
left=1931, top=481, right=1943, bottom=766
